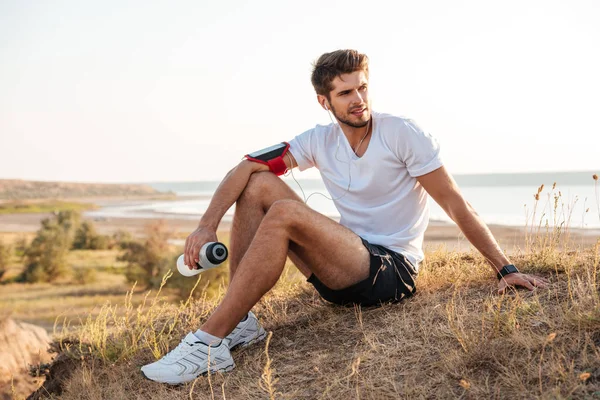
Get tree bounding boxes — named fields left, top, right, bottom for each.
left=21, top=210, right=80, bottom=283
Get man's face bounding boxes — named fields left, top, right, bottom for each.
left=325, top=70, right=371, bottom=128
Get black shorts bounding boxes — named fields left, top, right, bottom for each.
left=307, top=238, right=417, bottom=306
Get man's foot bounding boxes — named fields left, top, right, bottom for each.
left=140, top=333, right=234, bottom=384
left=226, top=311, right=267, bottom=350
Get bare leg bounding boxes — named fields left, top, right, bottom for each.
left=203, top=199, right=370, bottom=338
left=228, top=172, right=310, bottom=280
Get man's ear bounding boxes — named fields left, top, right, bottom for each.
left=317, top=94, right=329, bottom=111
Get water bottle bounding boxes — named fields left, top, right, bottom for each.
left=176, top=242, right=228, bottom=277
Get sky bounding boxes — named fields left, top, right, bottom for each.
left=1, top=0, right=599, bottom=183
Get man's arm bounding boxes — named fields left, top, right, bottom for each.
left=183, top=154, right=298, bottom=268
left=416, top=166, right=547, bottom=293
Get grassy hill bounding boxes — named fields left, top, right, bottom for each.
left=0, top=179, right=170, bottom=200
left=26, top=240, right=600, bottom=399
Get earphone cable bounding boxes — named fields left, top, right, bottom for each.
left=287, top=109, right=366, bottom=205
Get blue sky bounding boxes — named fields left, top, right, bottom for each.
left=1, top=0, right=599, bottom=182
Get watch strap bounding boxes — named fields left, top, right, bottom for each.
left=497, top=264, right=519, bottom=280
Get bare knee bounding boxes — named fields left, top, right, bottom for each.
left=262, top=200, right=305, bottom=230
left=239, top=172, right=302, bottom=213
left=238, top=172, right=279, bottom=210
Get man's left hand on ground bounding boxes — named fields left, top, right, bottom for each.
left=498, top=272, right=549, bottom=294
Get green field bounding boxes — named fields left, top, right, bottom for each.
left=0, top=200, right=97, bottom=214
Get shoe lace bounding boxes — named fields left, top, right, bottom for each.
left=162, top=339, right=194, bottom=362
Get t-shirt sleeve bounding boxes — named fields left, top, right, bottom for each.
left=396, top=119, right=443, bottom=177
left=288, top=128, right=317, bottom=171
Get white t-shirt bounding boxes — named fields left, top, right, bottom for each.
left=288, top=111, right=443, bottom=269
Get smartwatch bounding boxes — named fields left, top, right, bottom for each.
left=496, top=264, right=519, bottom=280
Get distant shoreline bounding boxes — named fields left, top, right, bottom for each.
left=0, top=179, right=174, bottom=201
left=0, top=196, right=598, bottom=254
left=143, top=170, right=600, bottom=188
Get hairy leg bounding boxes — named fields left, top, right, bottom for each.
left=229, top=172, right=309, bottom=279
left=203, top=199, right=370, bottom=338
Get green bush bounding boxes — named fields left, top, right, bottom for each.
left=13, top=236, right=29, bottom=258
left=116, top=221, right=229, bottom=298
left=72, top=267, right=98, bottom=284
left=21, top=210, right=80, bottom=283
left=73, top=221, right=110, bottom=250
left=55, top=210, right=80, bottom=238
left=91, top=235, right=110, bottom=250
left=119, top=221, right=175, bottom=289
left=0, top=239, right=12, bottom=281
left=110, top=229, right=133, bottom=250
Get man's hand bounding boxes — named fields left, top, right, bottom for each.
left=184, top=226, right=218, bottom=270
left=497, top=272, right=549, bottom=294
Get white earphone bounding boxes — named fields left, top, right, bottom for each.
left=288, top=100, right=353, bottom=206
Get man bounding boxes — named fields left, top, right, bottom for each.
left=141, top=49, right=547, bottom=384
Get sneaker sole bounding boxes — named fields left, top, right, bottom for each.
left=141, top=362, right=235, bottom=385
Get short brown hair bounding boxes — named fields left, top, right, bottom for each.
left=311, top=49, right=369, bottom=99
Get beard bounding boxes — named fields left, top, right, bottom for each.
left=329, top=103, right=370, bottom=128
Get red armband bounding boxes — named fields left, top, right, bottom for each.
left=244, top=142, right=290, bottom=176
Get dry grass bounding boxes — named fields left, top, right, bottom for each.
left=0, top=244, right=159, bottom=331
left=0, top=273, right=165, bottom=332
left=67, top=249, right=128, bottom=270
left=11, top=182, right=600, bottom=399
left=22, top=238, right=598, bottom=400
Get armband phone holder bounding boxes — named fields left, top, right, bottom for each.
left=245, top=142, right=290, bottom=176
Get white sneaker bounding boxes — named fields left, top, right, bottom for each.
left=141, top=333, right=235, bottom=384
left=227, top=311, right=267, bottom=350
